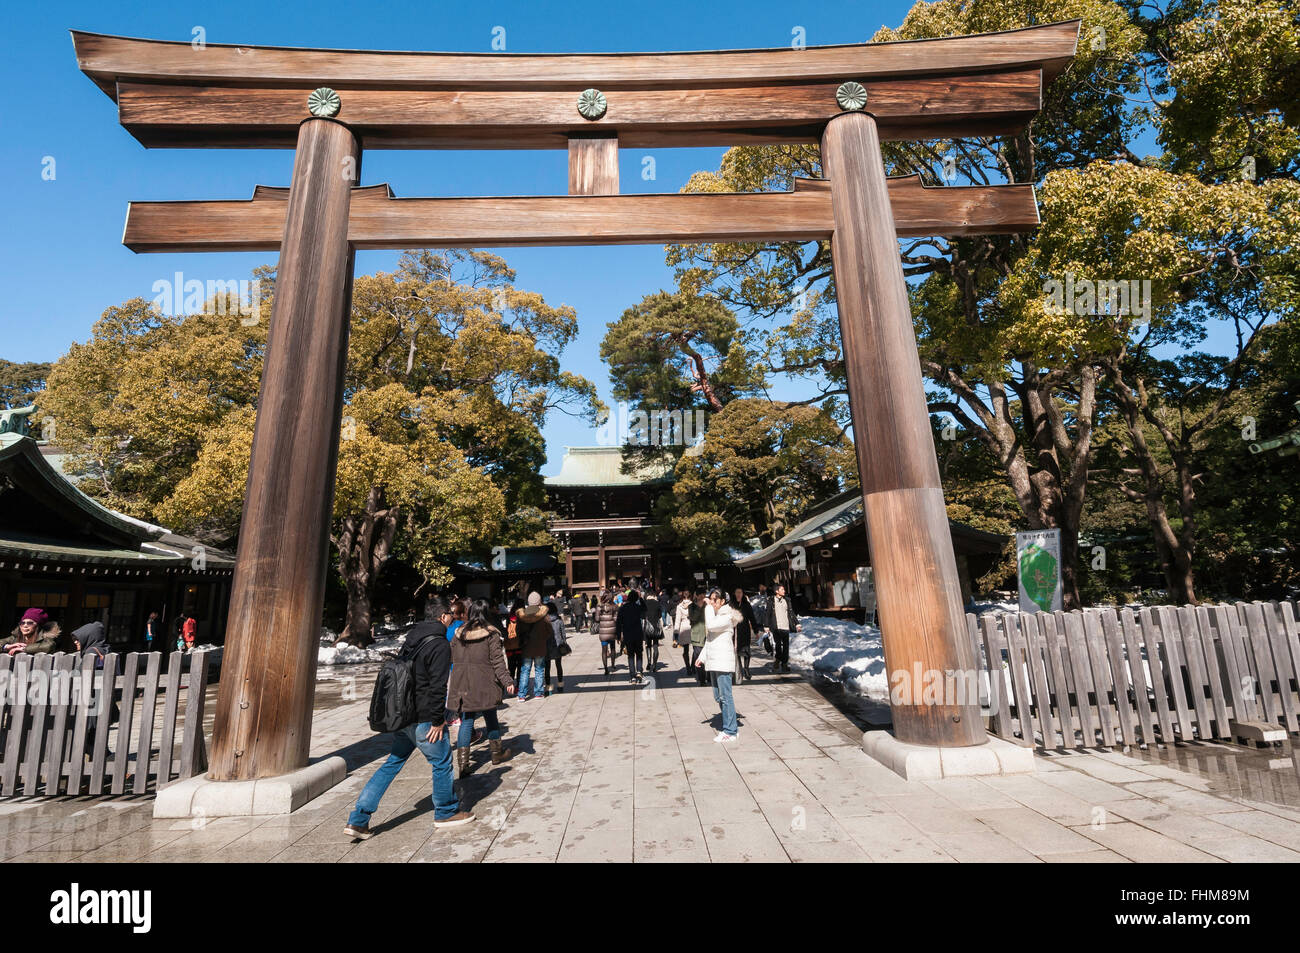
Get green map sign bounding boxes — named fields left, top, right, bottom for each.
left=1016, top=529, right=1062, bottom=613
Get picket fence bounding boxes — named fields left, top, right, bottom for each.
left=0, top=649, right=211, bottom=797
left=966, top=602, right=1300, bottom=749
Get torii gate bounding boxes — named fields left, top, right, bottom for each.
left=73, top=22, right=1078, bottom=787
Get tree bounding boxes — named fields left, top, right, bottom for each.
left=668, top=0, right=1146, bottom=607
left=43, top=251, right=600, bottom=643
left=0, top=360, right=52, bottom=409
left=661, top=399, right=855, bottom=561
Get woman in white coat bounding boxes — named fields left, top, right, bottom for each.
left=696, top=588, right=739, bottom=743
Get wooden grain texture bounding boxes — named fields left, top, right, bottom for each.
left=88, top=653, right=117, bottom=794
left=112, top=70, right=1042, bottom=149
left=209, top=119, right=361, bottom=781
left=1175, top=606, right=1212, bottom=738
left=44, top=654, right=75, bottom=795
left=1212, top=605, right=1253, bottom=722
left=2, top=655, right=30, bottom=795
left=1081, top=611, right=1117, bottom=747
left=568, top=135, right=619, bottom=195
left=1238, top=602, right=1281, bottom=727
left=110, top=653, right=140, bottom=795
left=122, top=176, right=1040, bottom=252
left=66, top=653, right=95, bottom=794
left=74, top=22, right=1080, bottom=95
left=1098, top=609, right=1139, bottom=747
left=979, top=615, right=1013, bottom=738
left=1154, top=607, right=1193, bottom=740
left=1023, top=613, right=1061, bottom=748
left=180, top=651, right=211, bottom=779
left=1139, top=609, right=1178, bottom=744
left=1002, top=614, right=1036, bottom=744
left=133, top=652, right=162, bottom=795
left=1258, top=600, right=1299, bottom=732
left=156, top=651, right=183, bottom=785
left=1119, top=608, right=1160, bottom=745
left=21, top=655, right=53, bottom=796
left=1057, top=612, right=1095, bottom=746
left=823, top=110, right=980, bottom=747
left=1192, top=606, right=1230, bottom=737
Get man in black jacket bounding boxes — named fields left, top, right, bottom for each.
left=345, top=599, right=474, bottom=838
left=762, top=583, right=801, bottom=674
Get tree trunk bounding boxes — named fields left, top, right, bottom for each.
left=335, top=485, right=400, bottom=647
left=1106, top=361, right=1198, bottom=604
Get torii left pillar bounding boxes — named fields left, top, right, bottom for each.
left=208, top=117, right=360, bottom=787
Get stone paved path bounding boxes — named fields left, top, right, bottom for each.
left=3, top=631, right=1300, bottom=862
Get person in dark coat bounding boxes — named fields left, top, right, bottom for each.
left=543, top=599, right=569, bottom=696
left=514, top=592, right=551, bottom=701
left=762, top=583, right=802, bottom=674
left=570, top=592, right=588, bottom=631
left=616, top=589, right=646, bottom=684
left=642, top=588, right=663, bottom=672
left=449, top=599, right=516, bottom=774
left=344, top=599, right=473, bottom=838
left=729, top=589, right=758, bottom=682
left=595, top=591, right=620, bottom=676
left=73, top=621, right=109, bottom=662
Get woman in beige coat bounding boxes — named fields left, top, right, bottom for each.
left=449, top=599, right=516, bottom=774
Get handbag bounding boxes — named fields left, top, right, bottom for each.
left=641, top=618, right=656, bottom=640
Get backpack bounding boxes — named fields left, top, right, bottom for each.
left=505, top=617, right=520, bottom=652
left=368, top=640, right=432, bottom=733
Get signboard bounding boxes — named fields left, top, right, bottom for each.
left=1016, top=529, right=1062, bottom=613
left=856, top=566, right=876, bottom=624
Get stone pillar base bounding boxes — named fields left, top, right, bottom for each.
left=862, top=731, right=1035, bottom=780
left=153, top=756, right=346, bottom=818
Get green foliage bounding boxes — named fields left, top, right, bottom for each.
left=0, top=360, right=52, bottom=409
left=660, top=399, right=856, bottom=561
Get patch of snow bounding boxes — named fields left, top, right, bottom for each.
left=316, top=625, right=409, bottom=665
left=787, top=616, right=888, bottom=697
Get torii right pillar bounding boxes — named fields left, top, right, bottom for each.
left=822, top=110, right=985, bottom=750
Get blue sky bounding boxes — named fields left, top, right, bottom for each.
left=2, top=0, right=927, bottom=475
left=6, top=1, right=1222, bottom=478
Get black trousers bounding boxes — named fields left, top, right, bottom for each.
left=773, top=629, right=790, bottom=666
left=544, top=656, right=564, bottom=685
left=645, top=639, right=660, bottom=667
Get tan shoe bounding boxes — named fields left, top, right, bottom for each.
left=456, top=746, right=473, bottom=777
left=434, top=811, right=475, bottom=829
left=490, top=737, right=510, bottom=765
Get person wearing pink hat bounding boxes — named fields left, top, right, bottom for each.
left=3, top=607, right=67, bottom=655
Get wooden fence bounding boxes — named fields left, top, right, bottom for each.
left=0, top=650, right=211, bottom=797
left=968, top=602, right=1300, bottom=749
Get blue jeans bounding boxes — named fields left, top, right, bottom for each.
left=519, top=657, right=544, bottom=697
left=347, top=721, right=459, bottom=826
left=710, top=672, right=738, bottom=736
left=457, top=708, right=501, bottom=747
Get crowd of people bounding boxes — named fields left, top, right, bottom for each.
left=4, top=606, right=203, bottom=658
left=343, top=578, right=805, bottom=840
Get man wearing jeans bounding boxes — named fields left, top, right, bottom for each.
left=762, top=583, right=801, bottom=674
left=344, top=601, right=474, bottom=838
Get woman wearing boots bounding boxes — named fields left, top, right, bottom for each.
left=449, top=599, right=516, bottom=775
left=595, top=591, right=620, bottom=675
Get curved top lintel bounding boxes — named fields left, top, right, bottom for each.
left=72, top=20, right=1079, bottom=100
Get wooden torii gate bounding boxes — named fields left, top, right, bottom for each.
left=74, top=22, right=1078, bottom=783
